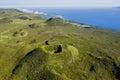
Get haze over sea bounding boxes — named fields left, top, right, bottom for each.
left=25, top=7, right=120, bottom=30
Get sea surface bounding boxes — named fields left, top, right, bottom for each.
left=24, top=7, right=120, bottom=30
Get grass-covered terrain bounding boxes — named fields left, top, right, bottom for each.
left=0, top=9, right=120, bottom=80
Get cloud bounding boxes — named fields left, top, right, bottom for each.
left=0, top=0, right=120, bottom=7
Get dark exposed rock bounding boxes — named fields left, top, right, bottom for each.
left=112, top=62, right=120, bottom=80
left=54, top=45, right=62, bottom=53
left=28, top=24, right=36, bottom=28
left=45, top=40, right=49, bottom=45
left=89, top=65, right=95, bottom=71
left=28, top=24, right=39, bottom=28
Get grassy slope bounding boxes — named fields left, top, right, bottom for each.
left=0, top=9, right=120, bottom=80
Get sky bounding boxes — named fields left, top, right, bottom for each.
left=0, top=0, right=120, bottom=8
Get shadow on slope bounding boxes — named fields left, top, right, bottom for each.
left=10, top=48, right=62, bottom=80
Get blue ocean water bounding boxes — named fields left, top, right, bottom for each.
left=27, top=8, right=120, bottom=30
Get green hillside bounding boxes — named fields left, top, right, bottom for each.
left=0, top=9, right=120, bottom=80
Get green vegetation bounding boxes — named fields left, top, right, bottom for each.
left=0, top=9, right=120, bottom=80
left=18, top=16, right=32, bottom=20
left=0, top=18, right=13, bottom=24
left=46, top=17, right=65, bottom=26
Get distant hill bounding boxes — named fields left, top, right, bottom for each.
left=0, top=9, right=120, bottom=80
